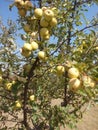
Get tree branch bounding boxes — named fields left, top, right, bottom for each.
left=51, top=23, right=98, bottom=56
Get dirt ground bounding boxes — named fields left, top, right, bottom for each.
left=61, top=104, right=98, bottom=130
left=0, top=100, right=98, bottom=130
left=52, top=99, right=98, bottom=130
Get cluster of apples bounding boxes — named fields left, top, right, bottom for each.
left=21, top=41, right=38, bottom=57
left=68, top=67, right=81, bottom=91
left=34, top=7, right=57, bottom=40
left=21, top=41, right=46, bottom=60
left=20, top=6, right=57, bottom=59
left=14, top=0, right=33, bottom=17
left=56, top=65, right=96, bottom=92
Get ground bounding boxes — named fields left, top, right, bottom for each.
left=0, top=99, right=98, bottom=130
left=61, top=104, right=98, bottom=130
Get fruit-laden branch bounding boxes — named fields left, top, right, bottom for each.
left=23, top=0, right=42, bottom=129
left=62, top=0, right=77, bottom=107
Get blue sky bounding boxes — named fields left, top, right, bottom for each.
left=0, top=0, right=98, bottom=46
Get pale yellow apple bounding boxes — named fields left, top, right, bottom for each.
left=14, top=0, right=21, bottom=6
left=38, top=51, right=45, bottom=60
left=95, top=47, right=98, bottom=50
left=40, top=18, right=49, bottom=27
left=23, top=43, right=32, bottom=51
left=90, top=80, right=96, bottom=88
left=34, top=8, right=43, bottom=18
left=19, top=0, right=25, bottom=6
left=82, top=75, right=92, bottom=87
left=30, top=32, right=38, bottom=39
left=69, top=78, right=81, bottom=91
left=21, top=48, right=31, bottom=57
left=68, top=67, right=79, bottom=78
left=41, top=6, right=47, bottom=11
left=31, top=41, right=38, bottom=50
left=50, top=17, right=57, bottom=27
left=15, top=100, right=22, bottom=108
left=43, top=34, right=50, bottom=40
left=56, top=65, right=65, bottom=75
left=0, top=75, right=3, bottom=83
left=40, top=28, right=49, bottom=37
left=23, top=24, right=31, bottom=33
left=42, top=33, right=50, bottom=40
left=5, top=82, right=12, bottom=91
left=24, top=1, right=33, bottom=10
left=18, top=8, right=27, bottom=17
left=12, top=80, right=16, bottom=85
left=82, top=75, right=96, bottom=88
left=43, top=9, right=54, bottom=21
left=29, top=95, right=35, bottom=101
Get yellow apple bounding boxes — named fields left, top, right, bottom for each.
left=19, top=0, right=25, bottom=6
left=41, top=6, right=47, bottom=11
left=43, top=9, right=54, bottom=21
left=21, top=48, right=31, bottom=57
left=90, top=80, right=96, bottom=88
left=30, top=32, right=38, bottom=38
left=12, top=80, right=16, bottom=85
left=40, top=18, right=49, bottom=27
left=18, top=8, right=27, bottom=17
left=15, top=100, right=22, bottom=109
left=56, top=65, right=65, bottom=75
left=50, top=17, right=57, bottom=27
left=38, top=51, right=45, bottom=60
left=14, top=0, right=21, bottom=6
left=82, top=75, right=92, bottom=86
left=40, top=28, right=49, bottom=37
left=24, top=1, right=33, bottom=10
left=23, top=24, right=31, bottom=33
left=5, top=82, right=12, bottom=91
left=95, top=47, right=98, bottom=50
left=42, top=33, right=50, bottom=40
left=0, top=75, right=3, bottom=83
left=82, top=75, right=96, bottom=88
left=34, top=8, right=43, bottom=18
left=68, top=67, right=79, bottom=78
left=29, top=95, right=35, bottom=101
left=31, top=41, right=38, bottom=50
left=23, top=43, right=32, bottom=51
left=69, top=78, right=81, bottom=91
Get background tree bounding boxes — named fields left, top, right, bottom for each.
left=0, top=0, right=98, bottom=130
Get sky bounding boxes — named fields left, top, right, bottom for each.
left=0, top=0, right=98, bottom=23
left=0, top=0, right=98, bottom=46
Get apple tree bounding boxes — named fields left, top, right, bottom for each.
left=0, top=0, right=98, bottom=129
